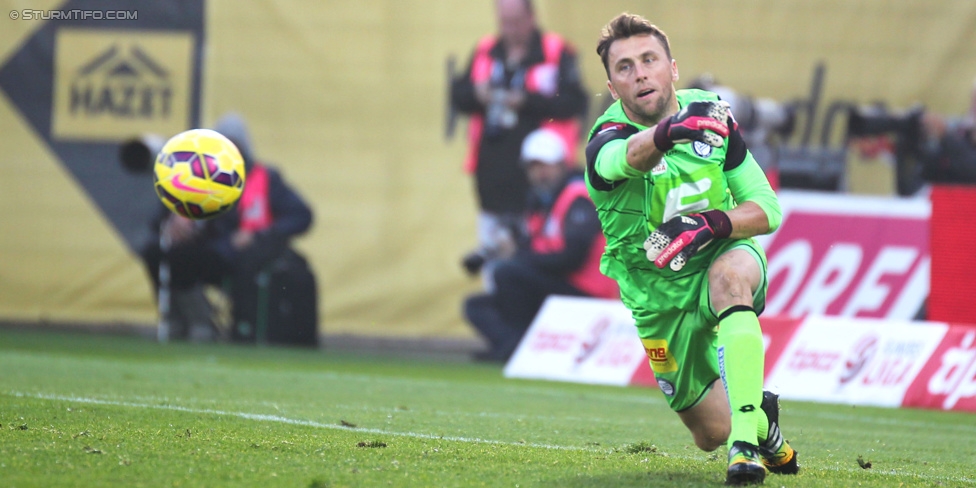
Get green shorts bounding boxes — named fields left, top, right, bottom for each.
left=631, top=239, right=768, bottom=412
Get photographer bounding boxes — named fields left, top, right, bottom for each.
left=450, top=0, right=589, bottom=291
left=919, top=79, right=976, bottom=184
left=129, top=113, right=315, bottom=344
left=463, top=129, right=617, bottom=362
left=847, top=77, right=976, bottom=194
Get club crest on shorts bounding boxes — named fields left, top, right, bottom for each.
left=657, top=378, right=675, bottom=396
left=693, top=140, right=713, bottom=158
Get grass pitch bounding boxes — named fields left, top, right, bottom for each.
left=0, top=327, right=974, bottom=487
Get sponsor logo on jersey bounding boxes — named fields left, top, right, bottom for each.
left=693, top=140, right=713, bottom=158
left=597, top=122, right=627, bottom=135
left=641, top=338, right=678, bottom=373
left=651, top=159, right=668, bottom=176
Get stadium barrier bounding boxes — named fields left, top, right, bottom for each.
left=505, top=190, right=976, bottom=412
left=928, top=185, right=976, bottom=323
left=505, top=296, right=976, bottom=413
left=755, top=190, right=929, bottom=321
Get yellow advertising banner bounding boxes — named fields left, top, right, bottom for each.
left=2, top=0, right=976, bottom=342
left=53, top=29, right=194, bottom=141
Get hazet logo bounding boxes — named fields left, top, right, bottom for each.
left=52, top=29, right=195, bottom=141
left=69, top=44, right=173, bottom=119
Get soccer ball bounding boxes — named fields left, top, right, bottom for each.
left=153, top=129, right=246, bottom=220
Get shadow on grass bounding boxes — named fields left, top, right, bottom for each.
left=548, top=470, right=723, bottom=488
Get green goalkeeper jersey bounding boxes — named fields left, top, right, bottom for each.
left=584, top=89, right=781, bottom=314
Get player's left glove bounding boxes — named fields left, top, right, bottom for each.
left=653, top=100, right=731, bottom=152
left=644, top=210, right=732, bottom=271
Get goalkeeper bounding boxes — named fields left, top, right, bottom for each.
left=586, top=13, right=797, bottom=485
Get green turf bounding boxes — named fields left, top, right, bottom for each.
left=0, top=327, right=974, bottom=487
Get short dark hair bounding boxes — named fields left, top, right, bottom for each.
left=596, top=13, right=672, bottom=77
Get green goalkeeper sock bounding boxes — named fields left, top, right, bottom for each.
left=716, top=306, right=766, bottom=449
left=756, top=407, right=769, bottom=446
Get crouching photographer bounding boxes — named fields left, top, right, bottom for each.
left=120, top=113, right=318, bottom=346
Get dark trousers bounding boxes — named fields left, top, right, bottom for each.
left=141, top=239, right=227, bottom=293
left=464, top=259, right=586, bottom=361
left=223, top=234, right=289, bottom=342
left=140, top=239, right=227, bottom=340
left=141, top=233, right=289, bottom=341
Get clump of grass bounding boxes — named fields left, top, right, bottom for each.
left=625, top=441, right=658, bottom=454
left=356, top=440, right=387, bottom=448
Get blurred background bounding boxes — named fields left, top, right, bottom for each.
left=2, top=0, right=976, bottom=342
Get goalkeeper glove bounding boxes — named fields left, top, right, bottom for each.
left=653, top=100, right=731, bottom=152
left=644, top=210, right=732, bottom=271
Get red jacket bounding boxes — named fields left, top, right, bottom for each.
left=525, top=179, right=618, bottom=299
left=463, top=32, right=582, bottom=173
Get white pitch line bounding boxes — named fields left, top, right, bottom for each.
left=7, top=391, right=975, bottom=485
left=0, top=351, right=662, bottom=407
left=9, top=391, right=598, bottom=452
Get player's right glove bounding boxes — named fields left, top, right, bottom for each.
left=653, top=100, right=731, bottom=152
left=644, top=210, right=732, bottom=271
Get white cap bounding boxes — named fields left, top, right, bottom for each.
left=520, top=128, right=566, bottom=165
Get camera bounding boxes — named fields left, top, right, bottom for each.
left=846, top=104, right=924, bottom=143
left=484, top=88, right=519, bottom=138
left=118, top=133, right=166, bottom=174
left=845, top=104, right=929, bottom=195
left=687, top=74, right=797, bottom=141
left=461, top=250, right=488, bottom=276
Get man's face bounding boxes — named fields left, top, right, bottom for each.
left=497, top=0, right=535, bottom=48
left=605, top=34, right=679, bottom=127
left=526, top=161, right=563, bottom=194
